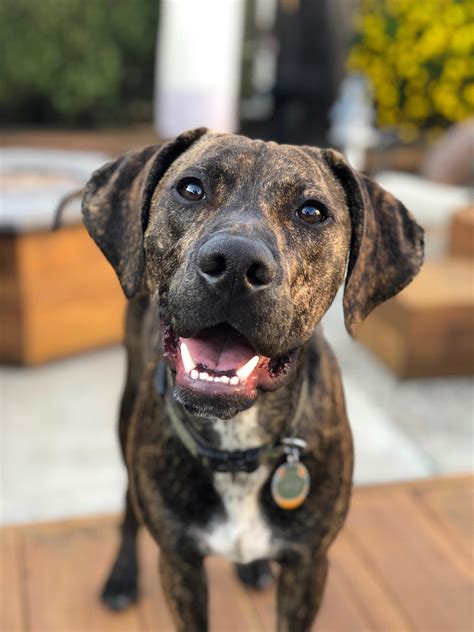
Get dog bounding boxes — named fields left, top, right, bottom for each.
left=82, top=128, right=423, bottom=631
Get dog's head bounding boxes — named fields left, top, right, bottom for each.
left=83, top=129, right=423, bottom=419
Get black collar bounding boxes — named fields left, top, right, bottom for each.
left=154, top=360, right=307, bottom=474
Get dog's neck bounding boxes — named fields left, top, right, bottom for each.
left=175, top=403, right=273, bottom=451
left=207, top=407, right=264, bottom=450
left=169, top=363, right=308, bottom=452
left=157, top=356, right=311, bottom=473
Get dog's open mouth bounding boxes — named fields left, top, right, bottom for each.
left=162, top=322, right=298, bottom=408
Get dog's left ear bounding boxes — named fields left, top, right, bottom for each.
left=82, top=127, right=208, bottom=298
left=323, top=149, right=424, bottom=336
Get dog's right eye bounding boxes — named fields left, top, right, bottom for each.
left=296, top=201, right=329, bottom=225
left=176, top=178, right=205, bottom=201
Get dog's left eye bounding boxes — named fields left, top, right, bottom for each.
left=176, top=178, right=205, bottom=201
left=296, top=201, right=328, bottom=224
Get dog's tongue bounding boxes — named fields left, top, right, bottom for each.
left=182, top=325, right=256, bottom=372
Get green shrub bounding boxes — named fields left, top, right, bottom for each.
left=0, top=0, right=159, bottom=126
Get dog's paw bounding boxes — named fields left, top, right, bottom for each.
left=101, top=573, right=138, bottom=611
left=234, top=560, right=273, bottom=590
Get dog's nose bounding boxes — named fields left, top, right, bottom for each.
left=197, top=235, right=277, bottom=291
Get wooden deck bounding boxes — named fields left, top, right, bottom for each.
left=1, top=476, right=472, bottom=631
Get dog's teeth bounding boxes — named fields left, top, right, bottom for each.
left=199, top=372, right=209, bottom=381
left=230, top=376, right=239, bottom=385
left=213, top=377, right=221, bottom=383
left=180, top=342, right=196, bottom=374
left=236, top=355, right=259, bottom=381
left=207, top=375, right=214, bottom=381
left=221, top=376, right=230, bottom=384
left=190, top=369, right=199, bottom=379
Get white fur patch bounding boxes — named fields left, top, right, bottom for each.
left=194, top=408, right=276, bottom=563
left=200, top=466, right=274, bottom=563
left=212, top=407, right=265, bottom=449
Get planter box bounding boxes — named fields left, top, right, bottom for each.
left=0, top=224, right=125, bottom=365
left=0, top=147, right=126, bottom=365
left=449, top=205, right=474, bottom=258
left=356, top=259, right=474, bottom=378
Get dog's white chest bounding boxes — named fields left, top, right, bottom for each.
left=200, top=467, right=273, bottom=564
left=194, top=409, right=275, bottom=564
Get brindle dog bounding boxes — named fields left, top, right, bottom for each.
left=82, top=128, right=423, bottom=631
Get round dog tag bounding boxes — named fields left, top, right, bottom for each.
left=271, top=461, right=310, bottom=510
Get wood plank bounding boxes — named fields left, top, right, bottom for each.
left=0, top=528, right=25, bottom=632
left=23, top=522, right=142, bottom=632
left=238, top=568, right=276, bottom=631
left=244, top=541, right=375, bottom=632
left=0, top=226, right=126, bottom=365
left=314, top=557, right=376, bottom=632
left=346, top=488, right=473, bottom=631
left=449, top=206, right=474, bottom=258
left=355, top=473, right=473, bottom=497
left=135, top=531, right=176, bottom=632
left=328, top=532, right=414, bottom=631
left=413, top=478, right=474, bottom=560
left=0, top=236, right=24, bottom=363
left=18, top=226, right=126, bottom=364
left=1, top=126, right=159, bottom=157
left=357, top=259, right=474, bottom=377
left=136, top=531, right=263, bottom=632
left=2, top=477, right=472, bottom=631
left=206, top=557, right=263, bottom=632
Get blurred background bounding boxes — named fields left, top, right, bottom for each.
left=0, top=0, right=473, bottom=525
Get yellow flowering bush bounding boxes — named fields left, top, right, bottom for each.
left=349, top=0, right=474, bottom=139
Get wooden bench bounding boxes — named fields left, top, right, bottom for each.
left=357, top=257, right=474, bottom=378
left=449, top=205, right=474, bottom=259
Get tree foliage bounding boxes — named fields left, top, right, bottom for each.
left=0, top=0, right=159, bottom=126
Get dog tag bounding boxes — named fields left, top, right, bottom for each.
left=271, top=461, right=310, bottom=510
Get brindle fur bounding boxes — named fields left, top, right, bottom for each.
left=82, top=129, right=423, bottom=631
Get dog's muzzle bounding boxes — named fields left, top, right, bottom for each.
left=162, top=232, right=300, bottom=417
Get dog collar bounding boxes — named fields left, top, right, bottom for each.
left=154, top=360, right=308, bottom=474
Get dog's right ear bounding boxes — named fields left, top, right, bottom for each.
left=82, top=127, right=208, bottom=298
left=322, top=149, right=424, bottom=336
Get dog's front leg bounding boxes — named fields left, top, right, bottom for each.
left=159, top=549, right=208, bottom=632
left=101, top=489, right=140, bottom=610
left=277, top=553, right=328, bottom=632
